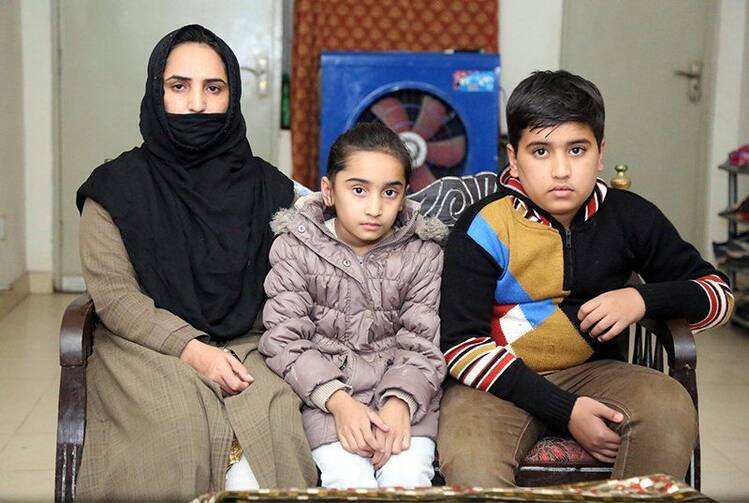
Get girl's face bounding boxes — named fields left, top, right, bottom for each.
left=163, top=42, right=229, bottom=114
left=321, top=150, right=407, bottom=255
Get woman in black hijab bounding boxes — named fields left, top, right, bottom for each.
left=75, top=25, right=317, bottom=500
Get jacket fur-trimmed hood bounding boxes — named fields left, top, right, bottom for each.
left=270, top=194, right=448, bottom=243
left=269, top=206, right=299, bottom=236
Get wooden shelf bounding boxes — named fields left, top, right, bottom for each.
left=719, top=261, right=749, bottom=274
left=731, top=314, right=749, bottom=329
left=720, top=162, right=749, bottom=330
left=719, top=214, right=749, bottom=224
left=718, top=162, right=749, bottom=175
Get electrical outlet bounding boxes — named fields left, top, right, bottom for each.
left=0, top=215, right=6, bottom=241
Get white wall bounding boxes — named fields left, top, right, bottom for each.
left=21, top=0, right=55, bottom=280
left=705, top=0, right=748, bottom=254
left=498, top=0, right=563, bottom=132
left=741, top=8, right=749, bottom=144
left=0, top=0, right=27, bottom=290
left=278, top=130, right=292, bottom=176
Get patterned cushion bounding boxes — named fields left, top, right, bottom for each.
left=407, top=171, right=498, bottom=228
left=521, top=435, right=612, bottom=468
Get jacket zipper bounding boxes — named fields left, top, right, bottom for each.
left=563, top=227, right=574, bottom=290
left=359, top=255, right=376, bottom=344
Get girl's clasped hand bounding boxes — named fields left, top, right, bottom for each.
left=327, top=391, right=412, bottom=468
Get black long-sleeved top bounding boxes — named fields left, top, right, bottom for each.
left=440, top=170, right=733, bottom=431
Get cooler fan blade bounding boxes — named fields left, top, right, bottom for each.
left=370, top=97, right=410, bottom=133
left=426, top=136, right=466, bottom=167
left=409, top=165, right=437, bottom=193
left=412, top=95, right=448, bottom=139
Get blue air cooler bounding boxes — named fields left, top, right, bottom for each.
left=319, top=51, right=500, bottom=192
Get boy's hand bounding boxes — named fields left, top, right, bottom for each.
left=180, top=339, right=254, bottom=395
left=327, top=390, right=389, bottom=458
left=568, top=396, right=623, bottom=464
left=577, top=287, right=646, bottom=341
left=371, top=397, right=411, bottom=469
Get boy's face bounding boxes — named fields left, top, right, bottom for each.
left=507, top=122, right=606, bottom=228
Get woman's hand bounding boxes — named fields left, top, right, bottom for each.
left=180, top=339, right=254, bottom=395
left=327, top=390, right=389, bottom=458
left=371, top=397, right=411, bottom=469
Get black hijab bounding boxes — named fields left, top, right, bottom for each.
left=76, top=25, right=293, bottom=341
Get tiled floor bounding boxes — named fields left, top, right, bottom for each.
left=0, top=294, right=75, bottom=502
left=0, top=294, right=748, bottom=501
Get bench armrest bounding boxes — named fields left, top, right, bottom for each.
left=637, top=318, right=696, bottom=372
left=59, top=293, right=95, bottom=367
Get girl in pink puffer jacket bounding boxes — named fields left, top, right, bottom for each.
left=259, top=123, right=447, bottom=488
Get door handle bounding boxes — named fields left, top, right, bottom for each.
left=674, top=69, right=700, bottom=79
left=241, top=54, right=269, bottom=97
left=674, top=62, right=702, bottom=103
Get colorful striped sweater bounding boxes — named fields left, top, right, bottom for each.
left=439, top=169, right=733, bottom=431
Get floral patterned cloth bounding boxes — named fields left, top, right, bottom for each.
left=191, top=474, right=713, bottom=502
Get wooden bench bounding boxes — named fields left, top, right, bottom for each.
left=55, top=171, right=700, bottom=501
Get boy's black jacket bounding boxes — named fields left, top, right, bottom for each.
left=439, top=177, right=732, bottom=431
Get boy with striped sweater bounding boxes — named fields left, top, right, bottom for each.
left=437, top=70, right=732, bottom=486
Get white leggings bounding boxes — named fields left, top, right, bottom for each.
left=312, top=437, right=435, bottom=489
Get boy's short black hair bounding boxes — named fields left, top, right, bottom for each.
left=506, top=70, right=605, bottom=150
left=326, top=123, right=412, bottom=183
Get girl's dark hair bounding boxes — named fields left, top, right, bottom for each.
left=171, top=25, right=221, bottom=53
left=506, top=70, right=605, bottom=150
left=326, top=123, right=412, bottom=183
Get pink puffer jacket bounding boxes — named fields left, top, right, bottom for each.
left=259, top=194, right=447, bottom=449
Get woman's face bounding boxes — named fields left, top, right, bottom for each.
left=163, top=42, right=229, bottom=114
